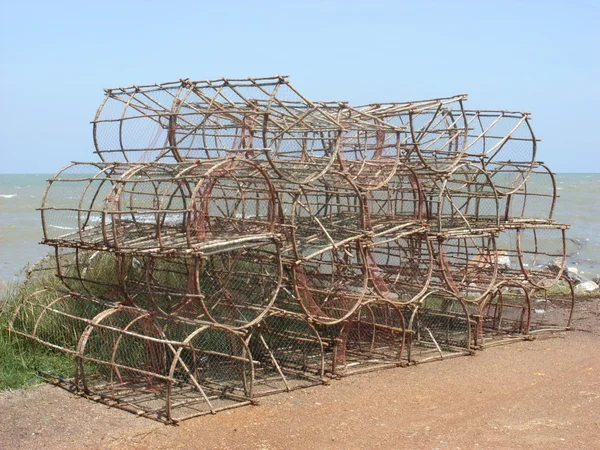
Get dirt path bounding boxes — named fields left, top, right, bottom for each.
left=2, top=300, right=599, bottom=449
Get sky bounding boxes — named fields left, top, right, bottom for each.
left=1, top=0, right=599, bottom=173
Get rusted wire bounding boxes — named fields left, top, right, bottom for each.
left=10, top=76, right=574, bottom=423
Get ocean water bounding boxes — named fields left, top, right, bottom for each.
left=0, top=174, right=50, bottom=286
left=553, top=173, right=600, bottom=279
left=0, top=173, right=599, bottom=286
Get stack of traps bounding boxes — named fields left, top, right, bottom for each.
left=10, top=76, right=574, bottom=423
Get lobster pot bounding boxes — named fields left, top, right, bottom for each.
left=42, top=162, right=190, bottom=249
left=52, top=247, right=199, bottom=313
left=408, top=106, right=469, bottom=172
left=326, top=300, right=408, bottom=376
left=472, top=281, right=532, bottom=347
left=94, top=77, right=474, bottom=185
left=41, top=163, right=120, bottom=244
left=52, top=242, right=283, bottom=329
left=516, top=224, right=569, bottom=288
left=433, top=232, right=499, bottom=303
left=356, top=96, right=469, bottom=172
left=93, top=81, right=190, bottom=163
left=247, top=311, right=324, bottom=396
left=290, top=242, right=368, bottom=324
left=42, top=159, right=280, bottom=253
left=499, top=163, right=557, bottom=223
left=337, top=130, right=405, bottom=190
left=406, top=292, right=472, bottom=363
left=187, top=159, right=279, bottom=241
left=528, top=278, right=575, bottom=333
left=92, top=77, right=298, bottom=163
left=288, top=171, right=365, bottom=249
left=193, top=243, right=283, bottom=329
left=123, top=254, right=198, bottom=313
left=364, top=164, right=426, bottom=228
left=52, top=247, right=139, bottom=301
left=419, top=163, right=499, bottom=232
left=76, top=307, right=254, bottom=423
left=262, top=128, right=341, bottom=185
left=158, top=77, right=341, bottom=174
left=284, top=173, right=367, bottom=321
left=93, top=76, right=337, bottom=184
left=365, top=232, right=432, bottom=304
left=461, top=111, right=536, bottom=195
left=8, top=289, right=106, bottom=353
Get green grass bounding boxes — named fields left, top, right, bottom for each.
left=0, top=328, right=73, bottom=390
left=0, top=258, right=74, bottom=391
left=0, top=250, right=271, bottom=391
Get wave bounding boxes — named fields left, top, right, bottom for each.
left=49, top=225, right=77, bottom=230
left=0, top=194, right=17, bottom=199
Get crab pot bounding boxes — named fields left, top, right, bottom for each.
left=74, top=306, right=255, bottom=423
left=356, top=96, right=469, bottom=172
left=363, top=164, right=426, bottom=227
left=418, top=163, right=499, bottom=232
left=364, top=232, right=433, bottom=304
left=247, top=311, right=325, bottom=396
left=498, top=163, right=557, bottom=223
left=41, top=159, right=280, bottom=253
left=432, top=232, right=499, bottom=303
left=287, top=171, right=365, bottom=249
left=336, top=130, right=405, bottom=190
left=460, top=111, right=536, bottom=195
left=93, top=77, right=474, bottom=185
left=92, top=77, right=307, bottom=163
left=8, top=289, right=105, bottom=353
left=514, top=224, right=569, bottom=289
left=471, top=281, right=532, bottom=347
left=406, top=292, right=472, bottom=363
left=290, top=240, right=368, bottom=324
left=325, top=300, right=408, bottom=376
left=51, top=242, right=283, bottom=330
left=52, top=247, right=139, bottom=301
left=41, top=162, right=120, bottom=245
left=193, top=243, right=283, bottom=329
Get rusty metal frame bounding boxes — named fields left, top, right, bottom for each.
left=9, top=75, right=574, bottom=423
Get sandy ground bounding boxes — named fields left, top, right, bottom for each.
left=1, top=298, right=599, bottom=450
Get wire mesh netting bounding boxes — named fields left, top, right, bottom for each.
left=9, top=75, right=574, bottom=423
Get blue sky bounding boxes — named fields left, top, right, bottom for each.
left=1, top=0, right=598, bottom=173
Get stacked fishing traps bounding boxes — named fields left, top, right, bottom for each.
left=10, top=76, right=574, bottom=422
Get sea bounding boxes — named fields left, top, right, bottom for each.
left=0, top=173, right=599, bottom=289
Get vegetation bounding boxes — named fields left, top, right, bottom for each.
left=0, top=261, right=74, bottom=390
left=0, top=249, right=273, bottom=391
left=2, top=249, right=596, bottom=392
